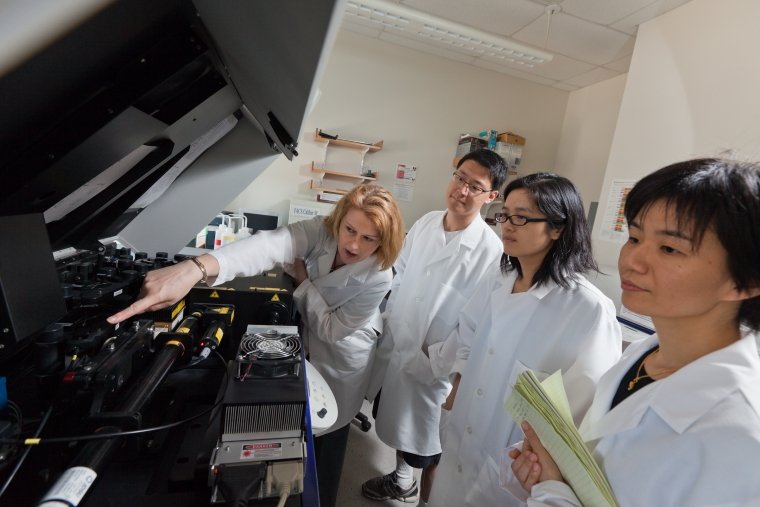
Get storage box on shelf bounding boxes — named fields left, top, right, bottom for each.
left=311, top=129, right=382, bottom=202
left=494, top=131, right=525, bottom=170
left=452, top=130, right=525, bottom=176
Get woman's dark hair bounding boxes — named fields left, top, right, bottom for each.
left=624, top=158, right=760, bottom=330
left=500, top=172, right=597, bottom=288
left=457, top=149, right=508, bottom=193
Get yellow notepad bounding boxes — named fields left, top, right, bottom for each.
left=505, top=370, right=619, bottom=507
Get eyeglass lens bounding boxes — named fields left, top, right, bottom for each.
left=452, top=172, right=486, bottom=194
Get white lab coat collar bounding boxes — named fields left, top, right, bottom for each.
left=427, top=213, right=489, bottom=266
left=583, top=331, right=760, bottom=441
left=499, top=268, right=571, bottom=301
left=313, top=241, right=377, bottom=288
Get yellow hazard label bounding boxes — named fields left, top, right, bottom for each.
left=215, top=328, right=224, bottom=342
left=177, top=327, right=190, bottom=334
left=171, top=299, right=186, bottom=319
left=210, top=291, right=220, bottom=298
left=270, top=294, right=280, bottom=302
left=213, top=307, right=229, bottom=314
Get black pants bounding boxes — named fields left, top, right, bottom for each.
left=313, top=423, right=350, bottom=507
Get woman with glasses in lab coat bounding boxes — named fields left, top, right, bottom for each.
left=427, top=173, right=622, bottom=507
left=108, top=183, right=405, bottom=507
left=508, top=158, right=760, bottom=506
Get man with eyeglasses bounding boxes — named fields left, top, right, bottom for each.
left=362, top=149, right=507, bottom=506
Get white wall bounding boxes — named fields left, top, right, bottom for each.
left=554, top=74, right=627, bottom=216
left=591, top=0, right=760, bottom=306
left=226, top=30, right=570, bottom=230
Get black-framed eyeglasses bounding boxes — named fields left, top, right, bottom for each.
left=493, top=213, right=551, bottom=226
left=451, top=171, right=493, bottom=195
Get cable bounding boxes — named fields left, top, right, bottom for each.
left=0, top=405, right=53, bottom=499
left=6, top=401, right=22, bottom=431
left=276, top=485, right=290, bottom=507
left=0, top=350, right=229, bottom=447
left=268, top=461, right=302, bottom=507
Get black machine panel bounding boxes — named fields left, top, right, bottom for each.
left=185, top=268, right=297, bottom=344
left=0, top=214, right=67, bottom=359
left=0, top=0, right=339, bottom=505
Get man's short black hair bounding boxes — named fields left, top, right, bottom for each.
left=457, top=149, right=508, bottom=194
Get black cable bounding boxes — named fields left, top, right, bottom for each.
left=0, top=405, right=53, bottom=499
left=0, top=350, right=229, bottom=446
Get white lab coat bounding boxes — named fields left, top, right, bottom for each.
left=371, top=210, right=503, bottom=456
left=210, top=216, right=391, bottom=432
left=429, top=265, right=622, bottom=507
left=506, top=331, right=760, bottom=507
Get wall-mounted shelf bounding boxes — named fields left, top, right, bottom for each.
left=314, top=128, right=383, bottom=152
left=311, top=129, right=383, bottom=201
left=311, top=162, right=377, bottom=181
left=309, top=181, right=350, bottom=195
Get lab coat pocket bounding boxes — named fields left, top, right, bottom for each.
left=314, top=329, right=375, bottom=375
left=463, top=455, right=514, bottom=507
left=427, top=283, right=467, bottom=341
left=507, top=360, right=550, bottom=391
left=326, top=329, right=377, bottom=373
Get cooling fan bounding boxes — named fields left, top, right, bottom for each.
left=236, top=329, right=302, bottom=379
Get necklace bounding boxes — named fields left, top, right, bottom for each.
left=627, top=348, right=678, bottom=391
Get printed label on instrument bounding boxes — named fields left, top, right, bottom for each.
left=240, top=442, right=282, bottom=460
left=40, top=466, right=97, bottom=505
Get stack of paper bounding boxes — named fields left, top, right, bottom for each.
left=505, top=370, right=618, bottom=507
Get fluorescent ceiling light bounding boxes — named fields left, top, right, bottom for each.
left=345, top=0, right=553, bottom=67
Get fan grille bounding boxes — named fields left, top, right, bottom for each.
left=239, top=331, right=301, bottom=360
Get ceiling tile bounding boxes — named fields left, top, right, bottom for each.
left=472, top=59, right=557, bottom=86
left=340, top=0, right=690, bottom=89
left=611, top=0, right=693, bottom=34
left=477, top=53, right=549, bottom=74
left=378, top=31, right=477, bottom=63
left=563, top=66, right=620, bottom=87
left=400, top=0, right=546, bottom=37
left=513, top=11, right=635, bottom=65
left=559, top=0, right=658, bottom=25
left=603, top=54, right=632, bottom=72
left=516, top=52, right=595, bottom=81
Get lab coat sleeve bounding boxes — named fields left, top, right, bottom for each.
left=526, top=481, right=582, bottom=507
left=450, top=277, right=493, bottom=376
left=559, top=293, right=622, bottom=423
left=208, top=220, right=315, bottom=285
left=427, top=326, right=462, bottom=379
left=292, top=270, right=389, bottom=344
left=382, top=217, right=418, bottom=317
left=404, top=275, right=491, bottom=384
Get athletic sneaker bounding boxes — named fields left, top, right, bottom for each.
left=361, top=471, right=419, bottom=503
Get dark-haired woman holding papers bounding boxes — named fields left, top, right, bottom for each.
left=509, top=158, right=760, bottom=506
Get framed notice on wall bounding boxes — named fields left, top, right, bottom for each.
left=393, top=163, right=417, bottom=202
left=599, top=179, right=636, bottom=243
